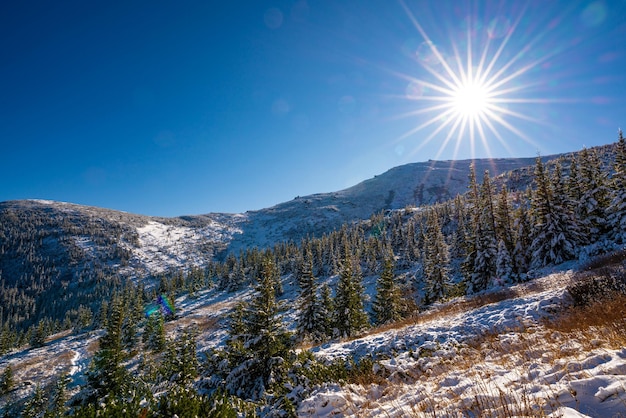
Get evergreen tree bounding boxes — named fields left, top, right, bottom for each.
left=577, top=147, right=611, bottom=241
left=319, top=283, right=334, bottom=339
left=296, top=249, right=325, bottom=342
left=224, top=256, right=293, bottom=400
left=30, top=320, right=47, bottom=348
left=86, top=295, right=131, bottom=402
left=513, top=192, right=532, bottom=275
left=461, top=164, right=480, bottom=283
left=45, top=373, right=70, bottom=418
left=467, top=171, right=498, bottom=293
left=495, top=240, right=515, bottom=285
left=372, top=255, right=403, bottom=324
left=0, top=364, right=13, bottom=394
left=143, top=312, right=166, bottom=352
left=609, top=129, right=626, bottom=242
left=423, top=210, right=452, bottom=303
left=165, top=328, right=198, bottom=386
left=22, top=385, right=47, bottom=418
left=334, top=255, right=369, bottom=338
left=530, top=158, right=581, bottom=268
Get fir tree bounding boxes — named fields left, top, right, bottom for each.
left=143, top=312, right=166, bottom=352
left=513, top=192, right=532, bottom=275
left=296, top=249, right=325, bottom=342
left=467, top=171, right=498, bottom=293
left=609, top=129, right=626, bottom=242
left=577, top=147, right=611, bottom=241
left=45, top=373, right=70, bottom=418
left=461, top=163, right=480, bottom=284
left=30, top=320, right=47, bottom=348
left=86, top=295, right=131, bottom=402
left=0, top=365, right=13, bottom=395
left=495, top=239, right=515, bottom=285
left=530, top=158, right=581, bottom=268
left=334, top=255, right=369, bottom=338
left=372, top=255, right=403, bottom=325
left=22, top=385, right=47, bottom=418
left=224, top=256, right=293, bottom=400
left=319, top=283, right=334, bottom=338
left=423, top=210, right=452, bottom=303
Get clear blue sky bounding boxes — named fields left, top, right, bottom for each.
left=1, top=1, right=625, bottom=216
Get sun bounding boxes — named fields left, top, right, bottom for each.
left=450, top=79, right=491, bottom=119
left=393, top=1, right=561, bottom=160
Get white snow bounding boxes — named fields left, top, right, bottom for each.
left=299, top=271, right=626, bottom=417
left=130, top=219, right=244, bottom=274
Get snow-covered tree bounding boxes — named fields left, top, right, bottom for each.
left=530, top=158, right=581, bottom=268
left=224, top=256, right=293, bottom=400
left=609, top=129, right=626, bottom=242
left=372, top=254, right=403, bottom=324
left=495, top=239, right=515, bottom=285
left=296, top=249, right=325, bottom=342
left=423, top=210, right=452, bottom=303
left=577, top=147, right=611, bottom=242
left=467, top=171, right=498, bottom=294
left=0, top=364, right=13, bottom=394
left=334, top=255, right=369, bottom=338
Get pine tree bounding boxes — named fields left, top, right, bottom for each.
left=334, top=255, right=369, bottom=338
left=609, top=129, right=626, bottom=242
left=372, top=255, right=403, bottom=325
left=423, top=210, right=452, bottom=303
left=296, top=249, right=325, bottom=342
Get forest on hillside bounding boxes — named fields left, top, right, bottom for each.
left=1, top=133, right=626, bottom=416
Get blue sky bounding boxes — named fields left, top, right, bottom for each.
left=1, top=1, right=625, bottom=216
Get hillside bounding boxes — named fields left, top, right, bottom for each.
left=1, top=139, right=625, bottom=416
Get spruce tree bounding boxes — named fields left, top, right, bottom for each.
left=22, top=385, right=46, bottom=418
left=46, top=373, right=70, bottom=418
left=0, top=365, right=13, bottom=394
left=296, top=249, right=324, bottom=342
left=224, top=256, right=293, bottom=400
left=495, top=239, right=515, bottom=285
left=30, top=320, right=47, bottom=348
left=530, top=158, right=581, bottom=268
left=372, top=255, right=403, bottom=325
left=423, top=210, right=452, bottom=303
left=609, top=129, right=626, bottom=242
left=334, top=255, right=369, bottom=338
left=86, top=295, right=131, bottom=402
left=467, top=171, right=498, bottom=293
left=579, top=148, right=611, bottom=241
left=319, top=283, right=334, bottom=339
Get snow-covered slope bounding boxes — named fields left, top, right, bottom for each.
left=3, top=264, right=625, bottom=417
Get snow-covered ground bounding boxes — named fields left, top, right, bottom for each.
left=3, top=266, right=626, bottom=417
left=300, top=271, right=626, bottom=417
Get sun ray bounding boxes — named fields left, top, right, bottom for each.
left=393, top=0, right=570, bottom=160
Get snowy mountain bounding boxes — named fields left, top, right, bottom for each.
left=0, top=155, right=548, bottom=283
left=2, top=141, right=625, bottom=417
